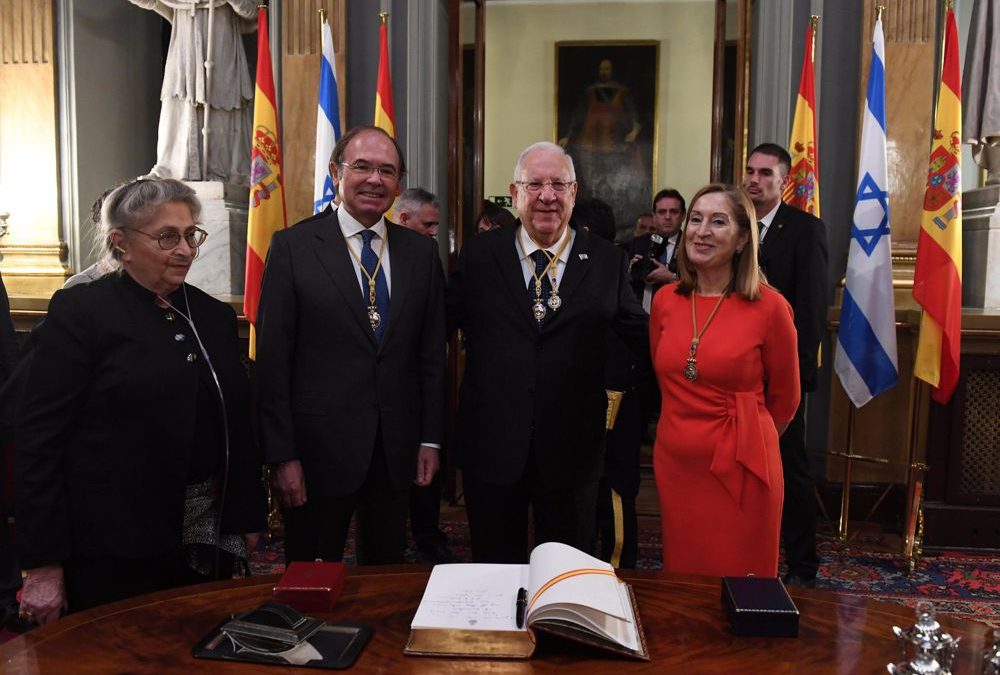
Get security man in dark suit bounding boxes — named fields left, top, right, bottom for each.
left=256, top=126, right=447, bottom=565
left=448, top=142, right=647, bottom=564
left=744, top=142, right=829, bottom=587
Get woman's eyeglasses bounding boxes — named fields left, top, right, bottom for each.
left=128, top=227, right=209, bottom=250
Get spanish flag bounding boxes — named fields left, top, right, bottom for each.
left=374, top=13, right=396, bottom=137
left=245, top=6, right=287, bottom=360
left=913, top=7, right=962, bottom=404
left=783, top=17, right=820, bottom=217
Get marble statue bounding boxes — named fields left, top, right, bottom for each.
left=964, top=0, right=1000, bottom=185
left=128, top=0, right=257, bottom=186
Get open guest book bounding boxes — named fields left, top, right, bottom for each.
left=404, top=542, right=649, bottom=660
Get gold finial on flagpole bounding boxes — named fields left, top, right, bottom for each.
left=809, top=15, right=820, bottom=62
left=319, top=7, right=327, bottom=21
left=379, top=11, right=389, bottom=25
left=875, top=5, right=885, bottom=22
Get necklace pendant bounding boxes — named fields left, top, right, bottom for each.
left=683, top=358, right=698, bottom=382
left=532, top=301, right=548, bottom=322
left=547, top=293, right=562, bottom=311
left=368, top=306, right=382, bottom=331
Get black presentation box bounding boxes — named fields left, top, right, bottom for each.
left=721, top=576, right=800, bottom=637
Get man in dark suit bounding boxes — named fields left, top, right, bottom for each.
left=396, top=187, right=456, bottom=564
left=628, top=188, right=685, bottom=311
left=256, top=126, right=446, bottom=565
left=448, top=141, right=647, bottom=563
left=744, top=142, right=829, bottom=587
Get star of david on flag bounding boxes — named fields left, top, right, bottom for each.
left=851, top=172, right=890, bottom=257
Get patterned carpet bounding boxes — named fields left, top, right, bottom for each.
left=249, top=513, right=1000, bottom=628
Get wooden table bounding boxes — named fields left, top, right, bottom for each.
left=1, top=567, right=993, bottom=673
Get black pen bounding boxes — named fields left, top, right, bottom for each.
left=515, top=587, right=528, bottom=629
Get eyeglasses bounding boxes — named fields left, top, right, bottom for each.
left=515, top=180, right=575, bottom=194
left=338, top=161, right=400, bottom=181
left=129, top=227, right=208, bottom=250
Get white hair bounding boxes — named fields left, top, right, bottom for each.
left=512, top=142, right=576, bottom=183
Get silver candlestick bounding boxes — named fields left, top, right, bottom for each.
left=886, top=602, right=959, bottom=674
left=984, top=628, right=1000, bottom=675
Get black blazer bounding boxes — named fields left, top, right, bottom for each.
left=15, top=273, right=265, bottom=569
left=255, top=208, right=446, bottom=497
left=758, top=202, right=829, bottom=392
left=448, top=225, right=648, bottom=489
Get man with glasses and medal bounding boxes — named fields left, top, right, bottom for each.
left=256, top=125, right=446, bottom=565
left=448, top=141, right=647, bottom=563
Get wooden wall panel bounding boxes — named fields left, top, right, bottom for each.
left=0, top=0, right=58, bottom=244
left=281, top=1, right=347, bottom=226
left=860, top=0, right=936, bottom=256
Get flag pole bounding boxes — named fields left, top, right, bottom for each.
left=903, top=375, right=928, bottom=571
left=837, top=405, right=856, bottom=541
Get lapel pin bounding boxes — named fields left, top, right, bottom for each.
left=578, top=253, right=589, bottom=260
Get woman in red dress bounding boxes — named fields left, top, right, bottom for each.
left=650, top=184, right=800, bottom=577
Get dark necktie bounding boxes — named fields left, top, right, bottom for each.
left=529, top=249, right=553, bottom=329
left=660, top=238, right=673, bottom=265
left=360, top=229, right=390, bottom=342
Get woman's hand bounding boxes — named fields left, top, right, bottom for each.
left=19, top=564, right=68, bottom=626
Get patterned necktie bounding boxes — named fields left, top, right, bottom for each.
left=529, top=249, right=553, bottom=329
left=360, top=229, right=390, bottom=342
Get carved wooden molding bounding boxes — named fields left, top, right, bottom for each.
left=282, top=0, right=345, bottom=57
left=0, top=0, right=52, bottom=65
left=876, top=0, right=936, bottom=44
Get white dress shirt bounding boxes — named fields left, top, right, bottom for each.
left=757, top=201, right=781, bottom=244
left=338, top=208, right=392, bottom=297
left=516, top=224, right=575, bottom=288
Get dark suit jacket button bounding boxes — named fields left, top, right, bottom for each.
left=187, top=353, right=198, bottom=362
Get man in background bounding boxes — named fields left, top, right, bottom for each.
left=744, top=142, right=829, bottom=588
left=629, top=188, right=685, bottom=311
left=632, top=212, right=655, bottom=240
left=394, top=187, right=456, bottom=564
left=397, top=188, right=440, bottom=239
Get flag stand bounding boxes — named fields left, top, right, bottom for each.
left=902, top=378, right=929, bottom=573
left=833, top=405, right=891, bottom=542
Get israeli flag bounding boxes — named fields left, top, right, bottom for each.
left=834, top=17, right=898, bottom=407
left=314, top=19, right=341, bottom=214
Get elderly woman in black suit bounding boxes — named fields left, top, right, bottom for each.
left=15, top=178, right=265, bottom=624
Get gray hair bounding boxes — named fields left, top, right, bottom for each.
left=92, top=178, right=201, bottom=272
left=396, top=187, right=439, bottom=216
left=512, top=142, right=576, bottom=183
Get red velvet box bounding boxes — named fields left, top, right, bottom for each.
left=272, top=561, right=346, bottom=613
